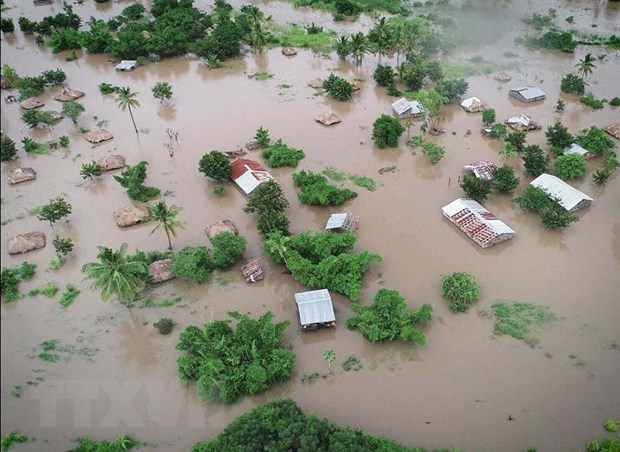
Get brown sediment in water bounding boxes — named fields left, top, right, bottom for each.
left=1, top=0, right=619, bottom=451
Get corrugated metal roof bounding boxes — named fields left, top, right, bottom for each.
left=409, top=100, right=425, bottom=116
left=564, top=143, right=589, bottom=156
left=507, top=114, right=534, bottom=127
left=463, top=161, right=496, bottom=181
left=460, top=97, right=483, bottom=111
left=530, top=174, right=593, bottom=212
left=294, top=289, right=335, bottom=326
left=230, top=158, right=267, bottom=180
left=325, top=213, right=348, bottom=229
left=510, top=87, right=546, bottom=100
left=234, top=171, right=262, bottom=195
left=115, top=60, right=138, bottom=71
left=392, top=98, right=411, bottom=115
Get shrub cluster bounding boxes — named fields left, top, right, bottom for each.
left=292, top=171, right=357, bottom=206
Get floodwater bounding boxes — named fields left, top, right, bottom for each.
left=1, top=0, right=619, bottom=450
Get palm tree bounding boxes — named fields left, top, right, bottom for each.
left=148, top=200, right=185, bottom=250
left=575, top=53, right=596, bottom=79
left=115, top=87, right=140, bottom=134
left=349, top=32, right=368, bottom=66
left=336, top=35, right=350, bottom=60
left=390, top=23, right=406, bottom=66
left=82, top=244, right=147, bottom=303
left=264, top=232, right=290, bottom=265
left=368, top=17, right=392, bottom=65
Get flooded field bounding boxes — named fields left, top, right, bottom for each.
left=1, top=0, right=619, bottom=450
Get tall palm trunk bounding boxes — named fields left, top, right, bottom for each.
left=166, top=230, right=172, bottom=250
left=128, top=105, right=138, bottom=134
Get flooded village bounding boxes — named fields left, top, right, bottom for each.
left=1, top=0, right=619, bottom=451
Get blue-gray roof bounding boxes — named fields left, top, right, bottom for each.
left=294, top=289, right=335, bottom=326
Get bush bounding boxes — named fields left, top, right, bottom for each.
left=347, top=289, right=432, bottom=345
left=522, top=145, right=550, bottom=177
left=1, top=18, right=15, bottom=33
left=372, top=114, right=405, bottom=148
left=262, top=140, right=305, bottom=168
left=610, top=97, right=620, bottom=106
left=59, top=135, right=69, bottom=148
left=435, top=78, right=468, bottom=103
left=460, top=175, right=492, bottom=202
left=80, top=161, right=103, bottom=180
left=18, top=17, right=37, bottom=34
left=560, top=73, right=585, bottom=95
left=554, top=153, right=587, bottom=180
left=373, top=65, right=395, bottom=87
left=244, top=180, right=290, bottom=237
left=292, top=171, right=357, bottom=206
left=526, top=30, right=576, bottom=52
left=37, top=196, right=72, bottom=226
left=254, top=127, right=270, bottom=148
left=61, top=101, right=85, bottom=124
left=482, top=108, right=496, bottom=125
left=114, top=161, right=161, bottom=202
left=48, top=30, right=82, bottom=53
left=211, top=232, right=246, bottom=271
left=152, top=82, right=173, bottom=103
left=546, top=122, right=574, bottom=155
left=505, top=131, right=527, bottom=154
left=176, top=312, right=295, bottom=404
left=99, top=83, right=118, bottom=95
left=172, top=247, right=213, bottom=283
left=323, top=73, right=354, bottom=101
left=489, top=123, right=508, bottom=139
left=81, top=19, right=113, bottom=53
left=421, top=141, right=445, bottom=164
left=513, top=186, right=552, bottom=211
left=492, top=165, right=520, bottom=192
left=198, top=151, right=231, bottom=182
left=580, top=93, right=605, bottom=109
left=540, top=202, right=578, bottom=229
left=441, top=272, right=481, bottom=313
left=1, top=135, right=17, bottom=162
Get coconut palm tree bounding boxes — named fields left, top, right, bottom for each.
left=148, top=200, right=185, bottom=250
left=575, top=53, right=596, bottom=79
left=264, top=232, right=290, bottom=265
left=349, top=32, right=368, bottom=66
left=336, top=35, right=350, bottom=60
left=368, top=17, right=393, bottom=65
left=115, top=87, right=140, bottom=134
left=82, top=243, right=147, bottom=303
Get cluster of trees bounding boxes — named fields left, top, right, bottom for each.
left=1, top=262, right=37, bottom=303
left=264, top=231, right=381, bottom=301
left=114, top=161, right=161, bottom=202
left=292, top=171, right=357, bottom=206
left=176, top=312, right=295, bottom=404
left=193, top=399, right=417, bottom=450
left=262, top=140, right=306, bottom=168
left=322, top=73, right=355, bottom=101
left=2, top=65, right=66, bottom=100
left=199, top=150, right=231, bottom=182
left=513, top=186, right=578, bottom=230
left=372, top=114, right=405, bottom=148
left=347, top=289, right=432, bottom=345
left=244, top=180, right=290, bottom=237
left=441, top=272, right=481, bottom=313
left=460, top=165, right=520, bottom=201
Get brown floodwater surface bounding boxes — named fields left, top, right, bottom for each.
left=1, top=0, right=619, bottom=450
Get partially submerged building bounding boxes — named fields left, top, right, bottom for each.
left=508, top=87, right=546, bottom=103
left=230, top=158, right=274, bottom=196
left=604, top=123, right=619, bottom=140
left=392, top=97, right=425, bottom=119
left=563, top=143, right=593, bottom=159
left=294, top=289, right=336, bottom=331
left=325, top=213, right=359, bottom=233
left=530, top=174, right=593, bottom=212
left=506, top=114, right=541, bottom=131
left=460, top=97, right=485, bottom=113
left=442, top=198, right=516, bottom=248
left=463, top=161, right=496, bottom=181
left=115, top=60, right=139, bottom=71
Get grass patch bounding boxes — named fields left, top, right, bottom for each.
left=278, top=83, right=293, bottom=89
left=1, top=431, right=28, bottom=450
left=491, top=301, right=556, bottom=347
left=322, top=167, right=346, bottom=182
left=71, top=436, right=140, bottom=451
left=348, top=175, right=376, bottom=191
left=604, top=418, right=619, bottom=433
left=22, top=138, right=52, bottom=155
left=28, top=283, right=59, bottom=298
left=59, top=285, right=80, bottom=308
left=441, top=56, right=516, bottom=79
left=254, top=72, right=274, bottom=81
left=269, top=24, right=336, bottom=54
left=139, top=297, right=182, bottom=308
left=580, top=93, right=605, bottom=109
left=342, top=355, right=363, bottom=371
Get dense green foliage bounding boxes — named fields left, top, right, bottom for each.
left=575, top=127, right=616, bottom=156
left=1, top=18, right=15, bottom=34
left=244, top=180, right=290, bottom=237
left=264, top=231, right=381, bottom=301
left=114, top=161, right=161, bottom=202
left=546, top=122, right=574, bottom=155
left=177, top=312, right=295, bottom=404
left=172, top=247, right=213, bottom=283
left=198, top=151, right=231, bottom=182
left=491, top=302, right=555, bottom=346
left=0, top=135, right=17, bottom=162
left=513, top=186, right=552, bottom=212
left=211, top=232, right=246, bottom=271
left=522, top=145, right=550, bottom=177
left=525, top=30, right=576, bottom=52
left=435, top=78, right=468, bottom=103
left=421, top=141, right=445, bottom=164
left=441, top=272, right=481, bottom=313
left=81, top=19, right=113, bottom=53
left=323, top=73, right=355, bottom=101
left=52, top=236, right=74, bottom=257
left=482, top=108, right=496, bottom=125
left=152, top=82, right=173, bottom=102
left=292, top=171, right=357, bottom=206
left=1, top=267, right=23, bottom=303
left=491, top=165, right=520, bottom=193
left=0, top=431, right=28, bottom=450
left=580, top=93, right=605, bottom=110
left=68, top=435, right=139, bottom=452
left=554, top=153, right=587, bottom=180
left=62, top=101, right=85, bottom=125
left=192, top=399, right=420, bottom=451
left=99, top=83, right=119, bottom=95
left=610, top=97, right=620, bottom=107
left=37, top=196, right=72, bottom=227
left=539, top=202, right=578, bottom=230
left=254, top=126, right=270, bottom=148
left=373, top=64, right=395, bottom=87
left=48, top=30, right=82, bottom=53
left=460, top=175, right=491, bottom=202
left=372, top=114, right=405, bottom=148
left=560, top=73, right=585, bottom=95
left=80, top=161, right=103, bottom=180
left=504, top=131, right=526, bottom=155
left=347, top=289, right=432, bottom=345
left=586, top=437, right=620, bottom=452
left=148, top=200, right=185, bottom=250
left=22, top=110, right=57, bottom=129
left=488, top=123, right=508, bottom=140
left=262, top=140, right=306, bottom=168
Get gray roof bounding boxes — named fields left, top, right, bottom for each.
left=510, top=86, right=546, bottom=100
left=530, top=174, right=593, bottom=212
left=325, top=213, right=349, bottom=230
left=294, top=289, right=335, bottom=326
left=115, top=60, right=138, bottom=71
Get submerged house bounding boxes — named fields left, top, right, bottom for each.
left=563, top=143, right=593, bottom=159
left=506, top=114, right=541, bottom=131
left=391, top=98, right=425, bottom=119
left=230, top=158, right=274, bottom=196
left=508, top=87, right=546, bottom=103
left=530, top=174, right=593, bottom=212
left=294, top=289, right=336, bottom=331
left=115, top=60, right=139, bottom=71
left=460, top=97, right=485, bottom=113
left=325, top=213, right=359, bottom=233
left=463, top=161, right=496, bottom=181
left=442, top=198, right=516, bottom=248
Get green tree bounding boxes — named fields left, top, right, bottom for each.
left=48, top=30, right=82, bottom=53
left=244, top=180, right=290, bottom=236
left=441, top=272, right=481, bottom=313
left=505, top=131, right=527, bottom=154
left=460, top=175, right=492, bottom=202
left=173, top=247, right=213, bottom=283
left=0, top=135, right=17, bottom=162
left=37, top=196, right=72, bottom=227
left=82, top=244, right=147, bottom=303
left=292, top=171, right=357, bottom=206
left=106, top=27, right=149, bottom=60
left=367, top=17, right=392, bottom=65
left=211, top=232, right=246, bottom=270
left=522, top=145, right=549, bottom=177
left=151, top=82, right=173, bottom=103
left=115, top=86, right=140, bottom=134
left=435, top=78, right=469, bottom=103
left=560, top=73, right=585, bottom=95
left=114, top=161, right=161, bottom=202
left=372, top=114, right=405, bottom=148
left=198, top=151, right=231, bottom=182
left=482, top=108, right=496, bottom=126
left=546, top=122, right=574, bottom=155
left=81, top=19, right=113, bottom=53
left=349, top=32, right=368, bottom=66
left=80, top=161, right=103, bottom=180
left=262, top=140, right=306, bottom=168
left=414, top=88, right=444, bottom=132
left=575, top=126, right=616, bottom=156
left=52, top=236, right=73, bottom=256
left=540, top=202, right=578, bottom=230
left=1, top=18, right=15, bottom=34
left=513, top=186, right=552, bottom=211
left=421, top=141, right=445, bottom=164
left=254, top=126, right=270, bottom=147
left=554, top=153, right=587, bottom=180
left=489, top=123, right=508, bottom=140
left=373, top=64, right=395, bottom=87
left=264, top=232, right=291, bottom=265
left=61, top=101, right=85, bottom=125
left=148, top=201, right=185, bottom=250
left=18, top=17, right=37, bottom=34
left=323, top=350, right=336, bottom=370
left=492, top=165, right=520, bottom=192
left=335, top=35, right=350, bottom=60
left=323, top=73, right=354, bottom=101
left=21, top=110, right=57, bottom=130
left=576, top=53, right=596, bottom=79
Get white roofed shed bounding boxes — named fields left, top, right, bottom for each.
left=530, top=174, right=593, bottom=212
left=294, top=289, right=336, bottom=331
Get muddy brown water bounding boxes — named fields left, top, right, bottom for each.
left=1, top=0, right=619, bottom=450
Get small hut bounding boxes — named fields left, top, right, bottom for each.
left=53, top=87, right=85, bottom=102
left=508, top=87, right=546, bottom=103
left=8, top=167, right=37, bottom=185
left=205, top=220, right=238, bottom=240
left=325, top=213, right=359, bottom=233
left=282, top=47, right=298, bottom=56
left=605, top=124, right=620, bottom=140
left=294, top=289, right=336, bottom=331
left=97, top=154, right=126, bottom=171
left=505, top=114, right=541, bottom=131
left=392, top=98, right=425, bottom=119
left=115, top=60, right=139, bottom=71
left=230, top=158, right=275, bottom=196
left=460, top=97, right=485, bottom=113
left=113, top=204, right=150, bottom=227
left=148, top=259, right=174, bottom=283
left=564, top=143, right=594, bottom=159
left=85, top=129, right=113, bottom=144
left=7, top=232, right=46, bottom=255
left=241, top=259, right=263, bottom=283
left=530, top=174, right=593, bottom=212
left=20, top=98, right=44, bottom=110
left=307, top=78, right=324, bottom=89
left=315, top=111, right=341, bottom=126
left=494, top=72, right=512, bottom=82
left=463, top=161, right=496, bottom=181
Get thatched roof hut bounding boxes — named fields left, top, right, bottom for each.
left=53, top=87, right=85, bottom=102
left=113, top=204, right=150, bottom=227
left=605, top=123, right=620, bottom=140
left=494, top=72, right=512, bottom=82
left=8, top=167, right=37, bottom=185
left=506, top=114, right=541, bottom=131
left=205, top=219, right=238, bottom=240
left=20, top=98, right=44, bottom=110
left=7, top=232, right=46, bottom=255
left=97, top=154, right=126, bottom=171
left=315, top=111, right=341, bottom=126
left=148, top=259, right=174, bottom=283
left=307, top=78, right=324, bottom=89
left=85, top=129, right=113, bottom=144
left=45, top=111, right=63, bottom=121
left=282, top=47, right=298, bottom=56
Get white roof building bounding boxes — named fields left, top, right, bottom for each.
left=509, top=87, right=546, bottom=103
left=442, top=198, right=516, bottom=248
left=230, top=159, right=274, bottom=196
left=506, top=114, right=541, bottom=131
left=530, top=174, right=593, bottom=212
left=115, top=60, right=139, bottom=71
left=392, top=98, right=425, bottom=118
left=563, top=143, right=590, bottom=157
left=294, top=289, right=336, bottom=330
left=460, top=97, right=485, bottom=113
